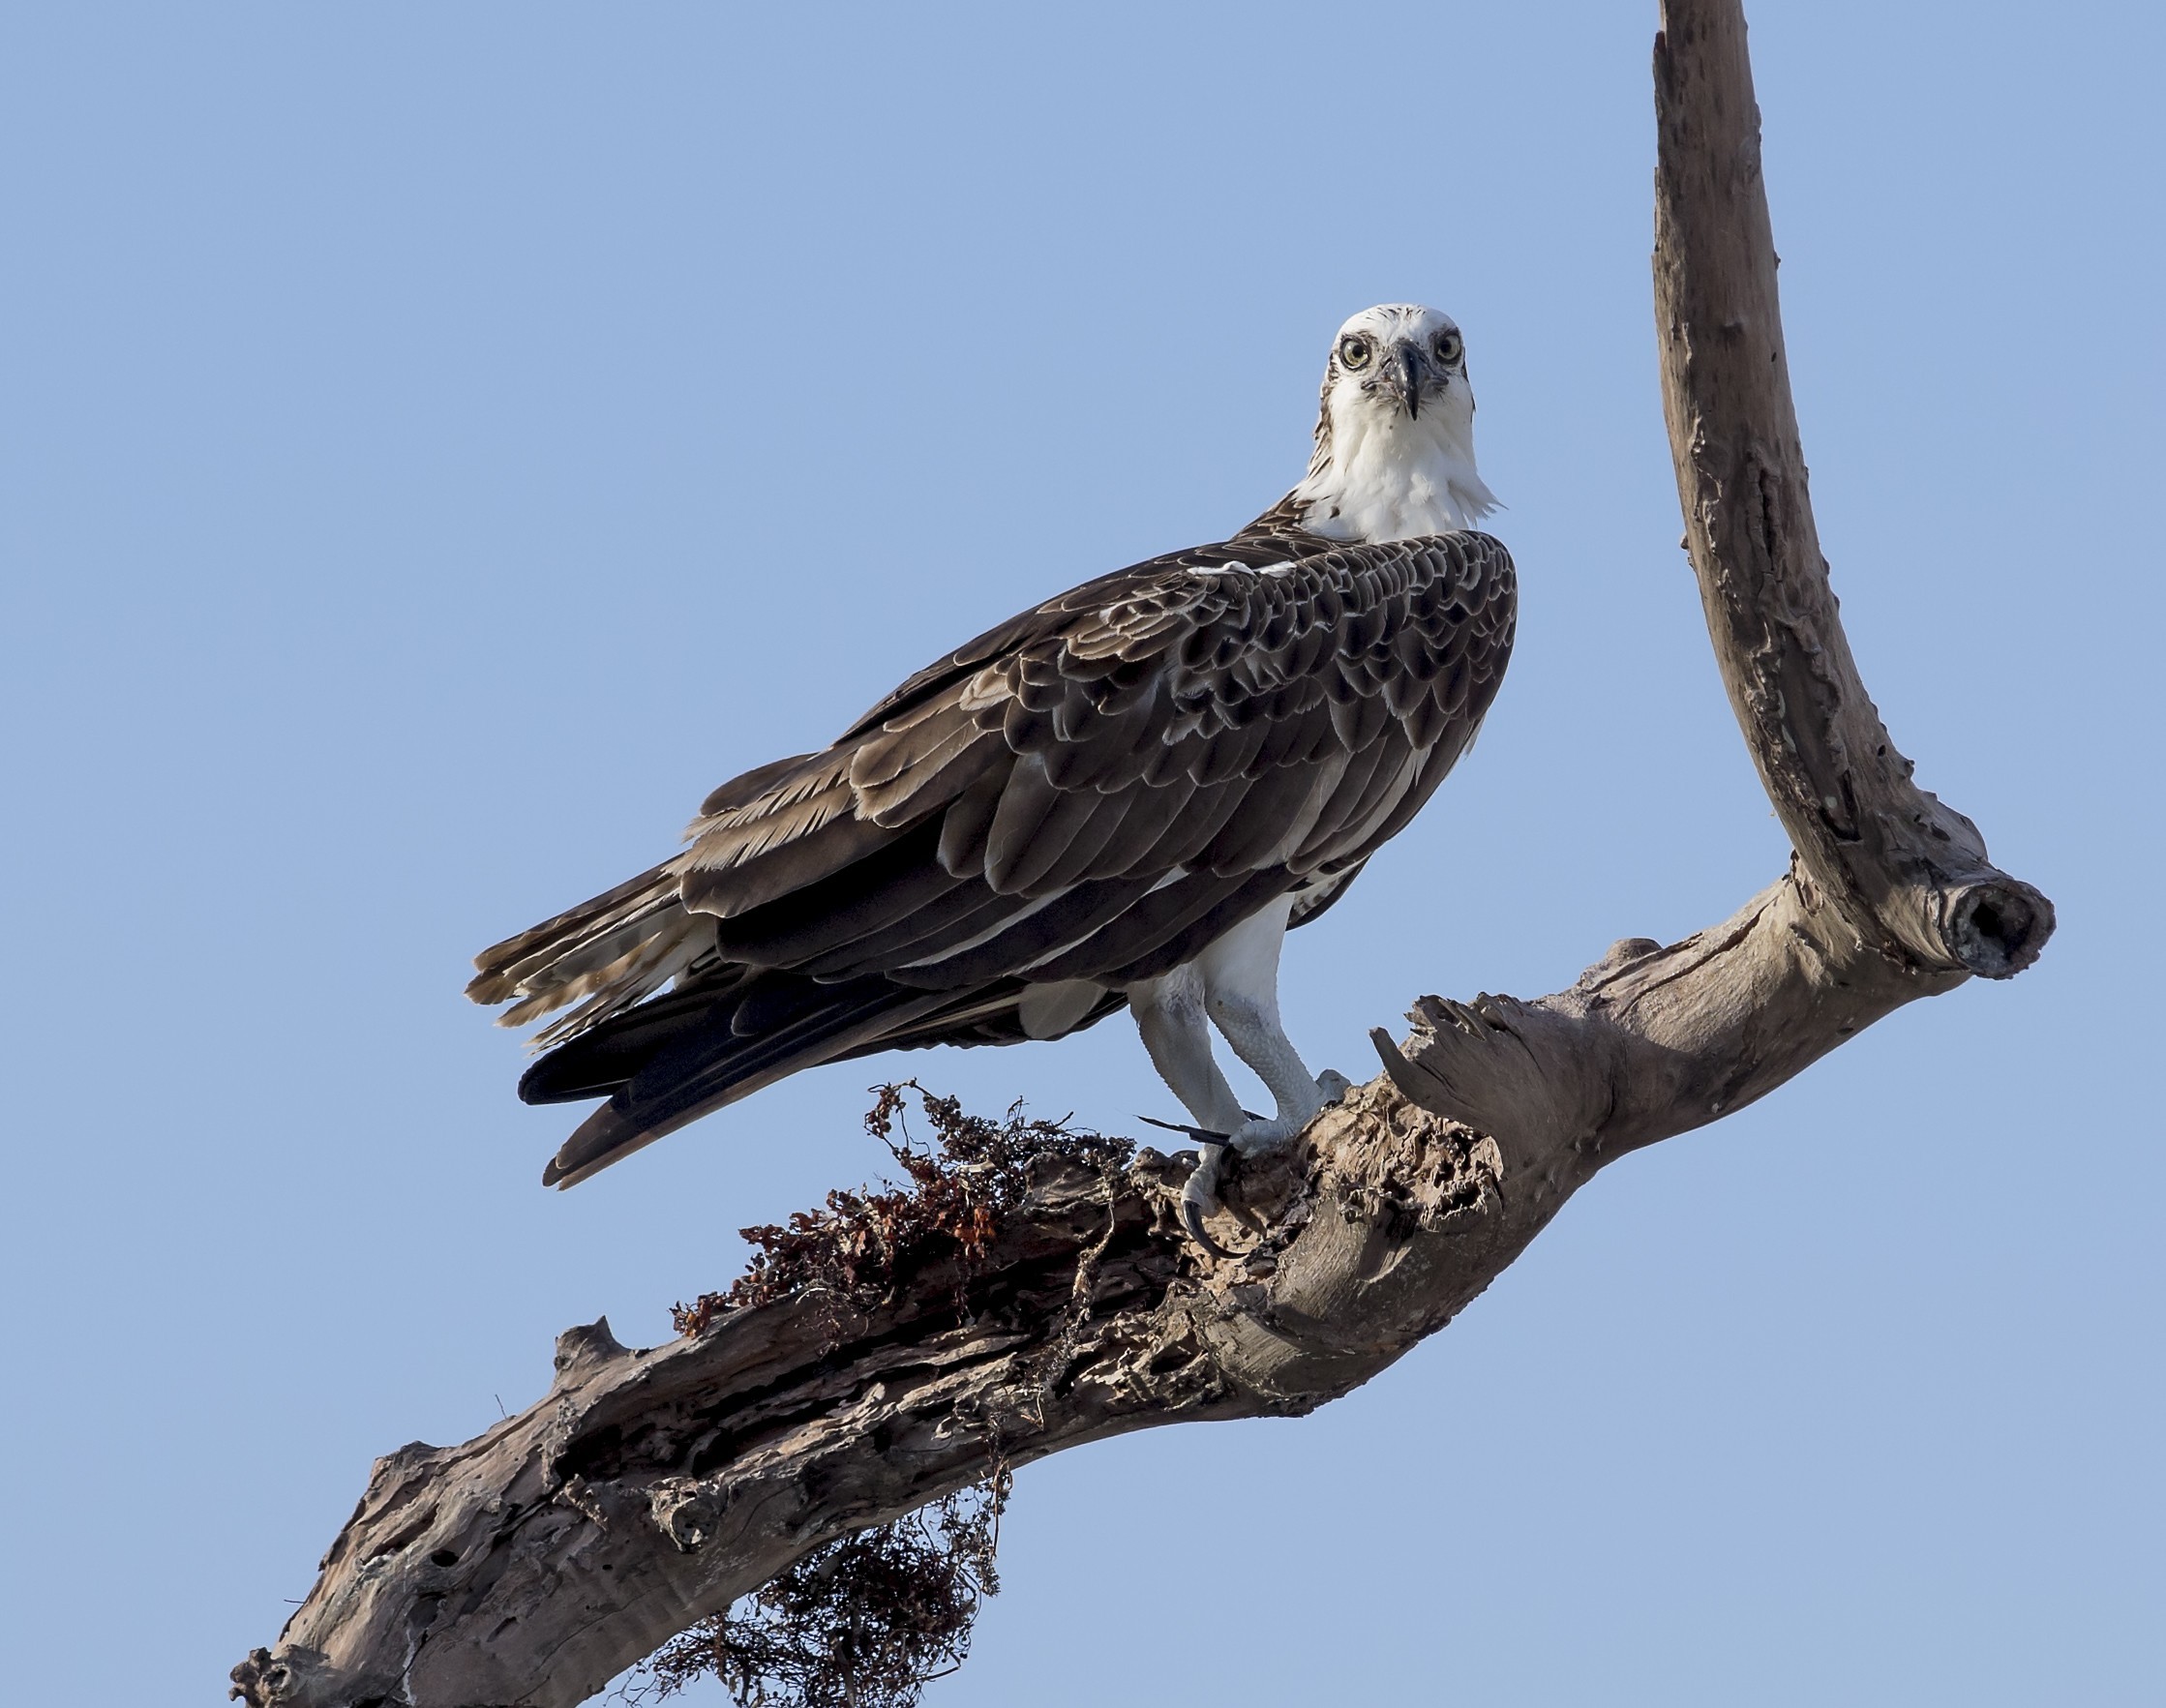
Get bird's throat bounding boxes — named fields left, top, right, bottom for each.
left=1290, top=411, right=1497, bottom=545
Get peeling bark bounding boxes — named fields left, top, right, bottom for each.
left=231, top=4, right=2055, bottom=1703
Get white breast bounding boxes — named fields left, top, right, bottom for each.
left=1288, top=405, right=1499, bottom=545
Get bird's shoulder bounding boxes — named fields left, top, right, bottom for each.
left=841, top=525, right=1514, bottom=740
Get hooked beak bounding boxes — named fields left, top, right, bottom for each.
left=1375, top=339, right=1429, bottom=419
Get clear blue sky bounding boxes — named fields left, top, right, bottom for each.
left=3, top=3, right=2158, bottom=1703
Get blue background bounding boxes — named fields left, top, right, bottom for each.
left=3, top=3, right=2158, bottom=1702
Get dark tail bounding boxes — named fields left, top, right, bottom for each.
left=527, top=971, right=953, bottom=1187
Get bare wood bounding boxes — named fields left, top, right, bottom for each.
left=1649, top=1, right=2050, bottom=982
left=230, top=4, right=2055, bottom=1702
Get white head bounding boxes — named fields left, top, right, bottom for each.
left=1283, top=304, right=1499, bottom=544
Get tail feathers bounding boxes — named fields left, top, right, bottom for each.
left=466, top=860, right=715, bottom=1046
left=540, top=976, right=951, bottom=1187
left=516, top=972, right=752, bottom=1105
left=466, top=862, right=677, bottom=1002
left=520, top=920, right=714, bottom=1049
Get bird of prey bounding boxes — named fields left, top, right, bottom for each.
left=468, top=303, right=1516, bottom=1248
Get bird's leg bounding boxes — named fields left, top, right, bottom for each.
left=1197, top=898, right=1352, bottom=1155
left=1128, top=967, right=1247, bottom=1253
left=1128, top=965, right=1247, bottom=1133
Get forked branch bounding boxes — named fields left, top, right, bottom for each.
left=230, top=4, right=2054, bottom=1702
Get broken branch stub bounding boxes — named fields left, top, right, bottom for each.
left=230, top=3, right=2053, bottom=1702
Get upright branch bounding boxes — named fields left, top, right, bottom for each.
left=1648, top=1, right=2051, bottom=980
left=229, top=4, right=2054, bottom=1704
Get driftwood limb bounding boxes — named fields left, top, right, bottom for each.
left=230, top=4, right=2055, bottom=1702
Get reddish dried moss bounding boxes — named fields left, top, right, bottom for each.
left=672, top=1083, right=1130, bottom=1336
left=622, top=1475, right=1010, bottom=1708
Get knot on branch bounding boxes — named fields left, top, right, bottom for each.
left=228, top=1647, right=375, bottom=1708
left=1317, top=1083, right=1505, bottom=1240
left=648, top=1478, right=726, bottom=1553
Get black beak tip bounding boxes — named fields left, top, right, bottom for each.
left=1380, top=341, right=1426, bottom=420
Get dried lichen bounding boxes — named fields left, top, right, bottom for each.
left=621, top=1474, right=1010, bottom=1708
left=673, top=1083, right=1131, bottom=1335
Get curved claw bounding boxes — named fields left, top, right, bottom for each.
left=1179, top=1173, right=1236, bottom=1260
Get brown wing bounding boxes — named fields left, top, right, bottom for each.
left=469, top=526, right=1516, bottom=1183
left=667, top=529, right=1515, bottom=986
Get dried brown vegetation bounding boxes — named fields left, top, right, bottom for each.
left=673, top=1084, right=1131, bottom=1335
left=639, top=1088, right=1094, bottom=1706
left=622, top=1476, right=1008, bottom=1708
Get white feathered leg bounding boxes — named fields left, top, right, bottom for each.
left=1196, top=896, right=1351, bottom=1152
left=1128, top=898, right=1350, bottom=1253
left=1128, top=964, right=1246, bottom=1131
left=1128, top=964, right=1249, bottom=1252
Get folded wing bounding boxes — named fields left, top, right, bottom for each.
left=467, top=527, right=1516, bottom=1184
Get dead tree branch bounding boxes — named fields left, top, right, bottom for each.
left=230, top=4, right=2055, bottom=1702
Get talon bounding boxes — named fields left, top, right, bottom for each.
left=1179, top=1174, right=1236, bottom=1260
left=1140, top=1114, right=1232, bottom=1147
left=1139, top=1111, right=1263, bottom=1148
left=1317, top=1069, right=1353, bottom=1104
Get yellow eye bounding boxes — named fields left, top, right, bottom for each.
left=1339, top=335, right=1373, bottom=371
left=1431, top=329, right=1463, bottom=366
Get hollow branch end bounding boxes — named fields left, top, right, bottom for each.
left=1938, top=877, right=2055, bottom=979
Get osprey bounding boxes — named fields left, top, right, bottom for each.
left=468, top=304, right=1516, bottom=1247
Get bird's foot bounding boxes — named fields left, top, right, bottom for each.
left=1224, top=1068, right=1354, bottom=1156
left=1167, top=1073, right=1351, bottom=1258
left=1178, top=1145, right=1237, bottom=1259
left=1141, top=1116, right=1245, bottom=1256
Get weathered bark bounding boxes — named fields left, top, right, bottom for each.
left=230, top=4, right=2055, bottom=1703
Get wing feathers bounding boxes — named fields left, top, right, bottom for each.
left=1194, top=760, right=1329, bottom=872
left=678, top=807, right=897, bottom=920
left=479, top=528, right=1518, bottom=1185
left=1027, top=869, right=1274, bottom=983
left=1128, top=774, right=1253, bottom=873
left=1031, top=783, right=1149, bottom=890
left=981, top=755, right=1069, bottom=892
left=890, top=875, right=1162, bottom=989
left=797, top=879, right=1017, bottom=979
left=707, top=822, right=962, bottom=967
